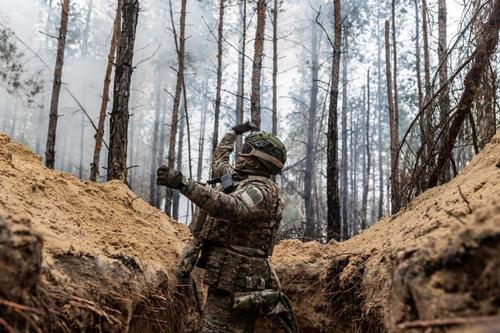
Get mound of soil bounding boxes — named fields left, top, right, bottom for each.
left=0, top=134, right=197, bottom=332
left=271, top=133, right=500, bottom=332
left=0, top=132, right=499, bottom=333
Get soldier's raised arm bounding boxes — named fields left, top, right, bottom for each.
left=211, top=121, right=258, bottom=179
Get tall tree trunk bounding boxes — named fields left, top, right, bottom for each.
left=385, top=20, right=400, bottom=214
left=340, top=29, right=349, bottom=240
left=429, top=0, right=500, bottom=188
left=107, top=0, right=140, bottom=181
left=303, top=21, right=319, bottom=240
left=165, top=0, right=187, bottom=215
left=391, top=0, right=400, bottom=132
left=212, top=0, right=225, bottom=155
left=414, top=0, right=425, bottom=156
left=45, top=0, right=70, bottom=169
left=376, top=7, right=384, bottom=219
left=235, top=0, right=247, bottom=153
left=473, top=1, right=497, bottom=149
left=327, top=0, right=342, bottom=242
left=78, top=0, right=94, bottom=180
left=157, top=103, right=168, bottom=208
left=272, top=0, right=278, bottom=135
left=172, top=100, right=186, bottom=220
left=90, top=0, right=121, bottom=181
left=438, top=0, right=451, bottom=183
left=197, top=77, right=209, bottom=181
left=37, top=0, right=55, bottom=155
left=421, top=0, right=433, bottom=157
left=149, top=70, right=162, bottom=205
left=250, top=0, right=266, bottom=130
left=81, top=0, right=93, bottom=59
left=361, top=71, right=371, bottom=230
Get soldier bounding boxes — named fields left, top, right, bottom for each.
left=157, top=122, right=299, bottom=333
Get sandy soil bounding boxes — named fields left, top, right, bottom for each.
left=0, top=132, right=499, bottom=332
left=270, top=133, right=500, bottom=332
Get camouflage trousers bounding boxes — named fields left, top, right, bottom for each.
left=201, top=287, right=258, bottom=333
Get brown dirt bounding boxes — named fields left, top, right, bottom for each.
left=0, top=134, right=197, bottom=332
left=0, top=132, right=499, bottom=333
left=271, top=133, right=500, bottom=333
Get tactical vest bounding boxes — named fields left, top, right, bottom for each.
left=198, top=175, right=284, bottom=258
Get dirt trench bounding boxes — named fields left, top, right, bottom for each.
left=0, top=133, right=499, bottom=332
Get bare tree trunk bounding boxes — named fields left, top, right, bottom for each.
left=197, top=77, right=208, bottom=181
left=473, top=1, right=497, bottom=149
left=45, top=0, right=70, bottom=169
left=235, top=0, right=247, bottom=153
left=165, top=0, right=187, bottom=215
left=172, top=100, right=185, bottom=220
left=90, top=0, right=121, bottom=181
left=414, top=0, right=425, bottom=155
left=327, top=0, right=342, bottom=242
left=272, top=0, right=278, bottom=135
left=385, top=20, right=400, bottom=214
left=391, top=0, right=400, bottom=132
left=421, top=0, right=433, bottom=156
left=376, top=7, right=384, bottom=219
left=250, top=0, right=266, bottom=130
left=429, top=0, right=500, bottom=188
left=340, top=29, right=349, bottom=240
left=303, top=21, right=319, bottom=240
left=212, top=0, right=225, bottom=155
left=438, top=0, right=451, bottom=183
left=361, top=71, right=371, bottom=230
left=107, top=0, right=139, bottom=182
left=149, top=71, right=162, bottom=205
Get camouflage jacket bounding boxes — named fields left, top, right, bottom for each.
left=181, top=131, right=284, bottom=292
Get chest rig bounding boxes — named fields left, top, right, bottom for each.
left=200, top=175, right=283, bottom=257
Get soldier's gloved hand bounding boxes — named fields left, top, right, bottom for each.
left=156, top=165, right=185, bottom=190
left=232, top=121, right=258, bottom=135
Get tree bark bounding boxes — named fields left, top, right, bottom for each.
left=149, top=70, right=162, bottom=205
left=172, top=100, right=185, bottom=220
left=45, top=0, right=70, bottom=169
left=235, top=0, right=247, bottom=153
left=385, top=20, right=400, bottom=214
left=340, top=29, right=349, bottom=240
left=164, top=0, right=187, bottom=215
left=438, top=0, right=451, bottom=183
left=107, top=0, right=139, bottom=182
left=250, top=0, right=266, bottom=130
left=327, top=0, right=342, bottom=242
left=91, top=0, right=122, bottom=181
left=303, top=21, right=319, bottom=240
left=414, top=0, right=425, bottom=155
left=376, top=7, right=384, bottom=220
left=361, top=71, right=371, bottom=230
left=272, top=0, right=278, bottom=135
left=421, top=0, right=433, bottom=158
left=212, top=0, right=225, bottom=155
left=428, top=0, right=500, bottom=188
left=197, top=77, right=209, bottom=181
left=391, top=0, right=400, bottom=134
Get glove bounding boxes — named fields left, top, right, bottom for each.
left=156, top=165, right=186, bottom=190
left=232, top=121, right=258, bottom=135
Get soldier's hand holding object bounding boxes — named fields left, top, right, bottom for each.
left=156, top=165, right=185, bottom=190
left=232, top=121, right=258, bottom=135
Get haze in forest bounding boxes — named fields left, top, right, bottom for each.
left=0, top=0, right=498, bottom=241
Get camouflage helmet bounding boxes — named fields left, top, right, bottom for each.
left=240, top=131, right=287, bottom=175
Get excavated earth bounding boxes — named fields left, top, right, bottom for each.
left=0, top=132, right=499, bottom=333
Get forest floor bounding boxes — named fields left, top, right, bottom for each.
left=0, top=132, right=499, bottom=333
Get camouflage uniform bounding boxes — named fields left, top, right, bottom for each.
left=180, top=131, right=285, bottom=333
